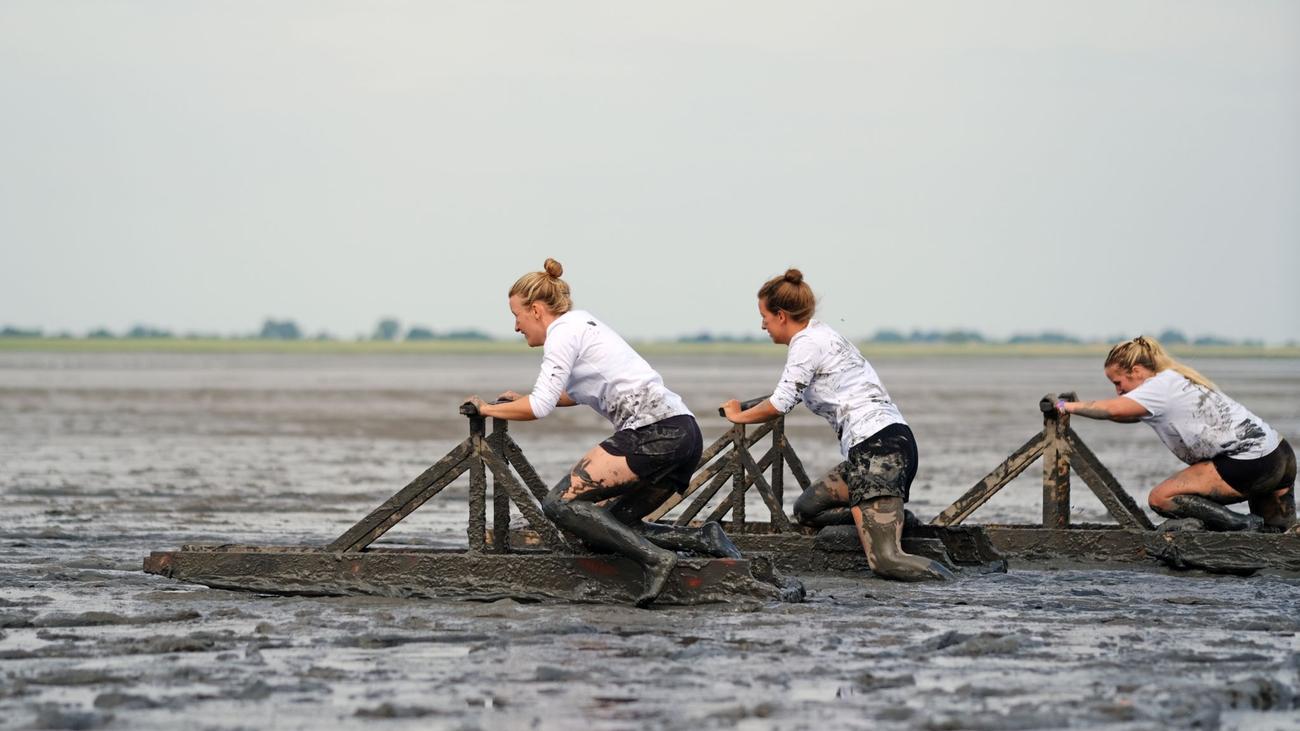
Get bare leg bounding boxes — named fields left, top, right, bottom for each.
left=1148, top=462, right=1261, bottom=532
left=540, top=446, right=677, bottom=607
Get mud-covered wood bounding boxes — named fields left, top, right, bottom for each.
left=730, top=425, right=746, bottom=527
left=491, top=429, right=550, bottom=502
left=491, top=421, right=511, bottom=553
left=467, top=421, right=488, bottom=552
left=733, top=440, right=792, bottom=532
left=328, top=440, right=474, bottom=552
left=931, top=433, right=1046, bottom=527
left=1042, top=412, right=1071, bottom=529
left=782, top=442, right=812, bottom=490
left=772, top=419, right=786, bottom=506
left=1065, top=429, right=1154, bottom=530
left=674, top=462, right=738, bottom=526
left=144, top=547, right=801, bottom=604
left=479, top=448, right=566, bottom=551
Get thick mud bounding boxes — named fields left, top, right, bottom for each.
left=2, top=352, right=1299, bottom=729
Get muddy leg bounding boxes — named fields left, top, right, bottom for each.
left=541, top=449, right=678, bottom=607
left=792, top=478, right=854, bottom=528
left=607, top=485, right=743, bottom=559
left=1154, top=495, right=1263, bottom=532
left=1248, top=486, right=1295, bottom=531
left=854, top=497, right=954, bottom=582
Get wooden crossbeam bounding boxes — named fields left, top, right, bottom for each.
left=930, top=432, right=1047, bottom=527
left=1066, top=429, right=1154, bottom=530
left=328, top=440, right=474, bottom=552
left=480, top=446, right=568, bottom=551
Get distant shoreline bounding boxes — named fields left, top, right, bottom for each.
left=2, top=337, right=1297, bottom=359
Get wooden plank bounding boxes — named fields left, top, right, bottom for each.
left=771, top=419, right=785, bottom=507
left=783, top=442, right=812, bottom=490
left=930, top=432, right=1046, bottom=527
left=467, top=428, right=487, bottom=552
left=491, top=421, right=511, bottom=553
left=480, top=448, right=567, bottom=551
left=734, top=439, right=793, bottom=532
left=676, top=459, right=739, bottom=525
left=1066, top=429, right=1155, bottom=530
left=730, top=425, right=746, bottom=528
left=327, top=440, right=474, bottom=552
left=1042, top=415, right=1071, bottom=529
left=501, top=433, right=550, bottom=501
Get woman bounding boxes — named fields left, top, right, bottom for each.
left=721, top=269, right=953, bottom=582
left=466, top=259, right=741, bottom=607
left=1057, top=336, right=1295, bottom=532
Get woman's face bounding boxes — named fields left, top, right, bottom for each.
left=510, top=295, right=549, bottom=347
left=758, top=299, right=793, bottom=345
left=1104, top=363, right=1154, bottom=396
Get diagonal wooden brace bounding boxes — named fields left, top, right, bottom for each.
left=479, top=442, right=568, bottom=551
left=930, top=432, right=1047, bottom=527
left=328, top=440, right=475, bottom=552
left=1066, top=429, right=1155, bottom=530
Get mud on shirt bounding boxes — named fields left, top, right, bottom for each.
left=1121, top=369, right=1280, bottom=464
left=769, top=320, right=906, bottom=458
left=528, top=310, right=692, bottom=431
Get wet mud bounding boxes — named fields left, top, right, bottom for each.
left=3, top=352, right=1300, bottom=729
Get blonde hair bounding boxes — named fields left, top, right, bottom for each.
left=509, top=258, right=572, bottom=315
left=758, top=268, right=816, bottom=323
left=1105, top=335, right=1216, bottom=390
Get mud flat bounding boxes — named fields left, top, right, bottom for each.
left=2, top=352, right=1299, bottom=729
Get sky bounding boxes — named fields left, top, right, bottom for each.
left=1, top=1, right=1297, bottom=342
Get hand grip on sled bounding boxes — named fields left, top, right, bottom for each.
left=718, top=396, right=770, bottom=417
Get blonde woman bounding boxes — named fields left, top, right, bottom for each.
left=1058, top=336, right=1295, bottom=532
left=466, top=259, right=740, bottom=607
left=721, top=269, right=953, bottom=581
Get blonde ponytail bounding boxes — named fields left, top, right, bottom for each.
left=1105, top=335, right=1216, bottom=390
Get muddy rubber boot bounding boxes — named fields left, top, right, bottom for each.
left=1162, top=495, right=1264, bottom=532
left=545, top=499, right=678, bottom=606
left=859, top=498, right=955, bottom=582
left=637, top=520, right=743, bottom=559
left=1156, top=517, right=1206, bottom=533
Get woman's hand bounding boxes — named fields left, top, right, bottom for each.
left=720, top=399, right=742, bottom=422
left=463, top=395, right=489, bottom=415
left=496, top=390, right=525, bottom=402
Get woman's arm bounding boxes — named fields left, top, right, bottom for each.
left=498, top=389, right=576, bottom=408
left=722, top=398, right=783, bottom=425
left=1059, top=397, right=1148, bottom=423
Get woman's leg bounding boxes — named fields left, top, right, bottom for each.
left=811, top=468, right=952, bottom=581
left=540, top=445, right=678, bottom=607
left=792, top=477, right=855, bottom=527
left=604, top=489, right=743, bottom=559
left=1147, top=462, right=1261, bottom=531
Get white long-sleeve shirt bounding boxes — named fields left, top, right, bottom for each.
left=769, top=320, right=906, bottom=457
left=528, top=310, right=692, bottom=431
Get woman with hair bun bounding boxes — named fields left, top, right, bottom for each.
left=721, top=269, right=953, bottom=582
left=1057, top=336, right=1295, bottom=532
left=466, top=258, right=741, bottom=607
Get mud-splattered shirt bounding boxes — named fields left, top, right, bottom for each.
left=769, top=320, right=906, bottom=458
left=528, top=310, right=692, bottom=431
left=1122, top=370, right=1280, bottom=464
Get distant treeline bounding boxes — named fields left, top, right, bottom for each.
left=0, top=318, right=491, bottom=343
left=676, top=328, right=1274, bottom=348
left=0, top=323, right=1282, bottom=348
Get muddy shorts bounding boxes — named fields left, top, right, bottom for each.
left=1213, top=439, right=1296, bottom=497
left=839, top=423, right=919, bottom=506
left=599, top=414, right=703, bottom=493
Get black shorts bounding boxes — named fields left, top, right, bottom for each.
left=1213, top=439, right=1295, bottom=497
left=839, top=423, right=919, bottom=506
left=599, top=414, right=703, bottom=493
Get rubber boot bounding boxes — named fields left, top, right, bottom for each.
left=543, top=498, right=677, bottom=606
left=637, top=520, right=743, bottom=559
left=1157, top=495, right=1263, bottom=532
left=858, top=497, right=955, bottom=582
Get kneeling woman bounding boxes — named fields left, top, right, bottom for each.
left=721, top=269, right=952, bottom=581
left=467, top=259, right=740, bottom=607
left=1058, top=336, right=1295, bottom=532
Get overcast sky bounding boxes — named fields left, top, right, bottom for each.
left=2, top=1, right=1297, bottom=341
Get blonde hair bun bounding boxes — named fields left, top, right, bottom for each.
left=783, top=268, right=803, bottom=285
left=544, top=258, right=564, bottom=278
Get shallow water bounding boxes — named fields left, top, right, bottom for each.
left=2, top=352, right=1299, bottom=729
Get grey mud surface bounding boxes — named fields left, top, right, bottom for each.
left=3, top=352, right=1300, bottom=730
